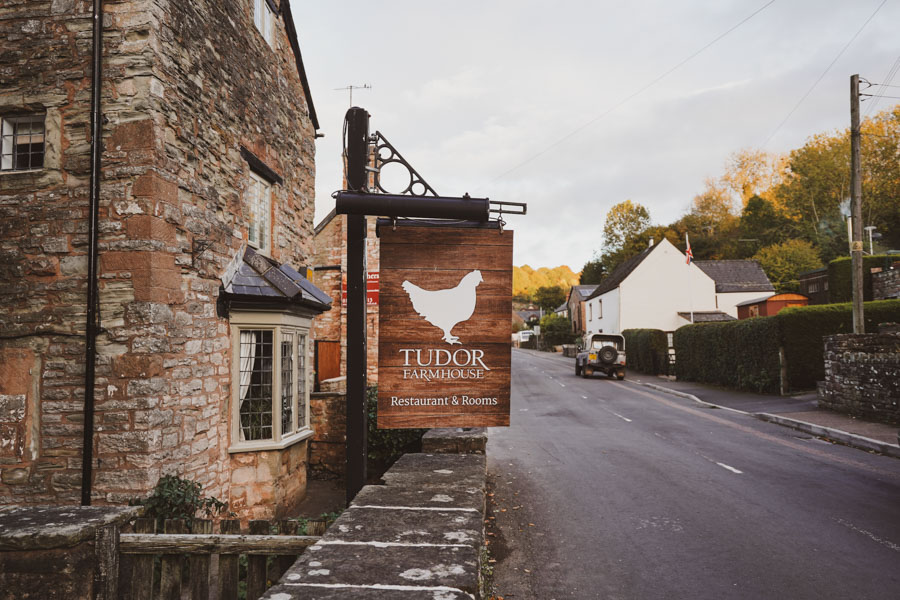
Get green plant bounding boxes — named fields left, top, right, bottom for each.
left=674, top=299, right=900, bottom=393
left=366, top=385, right=426, bottom=468
left=132, top=474, right=231, bottom=529
left=539, top=313, right=577, bottom=347
left=827, top=255, right=894, bottom=302
left=295, top=510, right=343, bottom=535
left=777, top=299, right=900, bottom=390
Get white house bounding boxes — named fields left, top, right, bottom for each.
left=582, top=239, right=770, bottom=336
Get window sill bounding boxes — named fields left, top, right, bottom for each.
left=228, top=427, right=313, bottom=454
left=0, top=168, right=43, bottom=175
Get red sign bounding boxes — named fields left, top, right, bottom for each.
left=341, top=271, right=379, bottom=307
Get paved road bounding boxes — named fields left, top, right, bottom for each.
left=486, top=349, right=900, bottom=600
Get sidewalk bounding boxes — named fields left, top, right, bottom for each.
left=626, top=372, right=900, bottom=458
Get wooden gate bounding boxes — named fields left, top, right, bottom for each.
left=315, top=340, right=341, bottom=390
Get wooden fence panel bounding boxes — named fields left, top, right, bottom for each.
left=276, top=520, right=299, bottom=580
left=131, top=518, right=156, bottom=600
left=247, top=520, right=269, bottom=600
left=190, top=519, right=213, bottom=599
left=159, top=520, right=187, bottom=600
left=217, top=520, right=241, bottom=600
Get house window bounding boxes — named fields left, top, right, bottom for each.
left=597, top=300, right=602, bottom=319
left=589, top=304, right=593, bottom=321
left=808, top=281, right=819, bottom=293
left=231, top=312, right=311, bottom=452
left=253, top=0, right=276, bottom=46
left=1, top=114, right=45, bottom=172
left=247, top=171, right=271, bottom=253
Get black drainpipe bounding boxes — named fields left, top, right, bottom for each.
left=81, top=0, right=104, bottom=506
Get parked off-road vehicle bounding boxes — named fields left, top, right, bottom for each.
left=575, top=333, right=626, bottom=380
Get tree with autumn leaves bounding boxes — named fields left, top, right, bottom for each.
left=583, top=103, right=900, bottom=292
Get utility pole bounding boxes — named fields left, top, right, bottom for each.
left=850, top=74, right=865, bottom=333
left=344, top=107, right=369, bottom=505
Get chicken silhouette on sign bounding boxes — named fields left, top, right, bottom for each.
left=401, top=270, right=483, bottom=345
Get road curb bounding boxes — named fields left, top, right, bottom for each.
left=754, top=413, right=900, bottom=459
left=635, top=382, right=900, bottom=460
left=637, top=382, right=746, bottom=415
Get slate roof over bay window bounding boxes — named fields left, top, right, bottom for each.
left=222, top=246, right=331, bottom=311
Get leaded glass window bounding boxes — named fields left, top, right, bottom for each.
left=231, top=315, right=311, bottom=452
left=1, top=115, right=45, bottom=172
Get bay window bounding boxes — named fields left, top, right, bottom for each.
left=230, top=311, right=310, bottom=452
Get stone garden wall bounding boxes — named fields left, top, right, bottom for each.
left=818, top=329, right=900, bottom=425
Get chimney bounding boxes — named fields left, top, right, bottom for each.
left=648, top=238, right=655, bottom=247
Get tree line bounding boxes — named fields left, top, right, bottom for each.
left=581, top=104, right=900, bottom=292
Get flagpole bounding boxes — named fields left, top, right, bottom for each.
left=686, top=233, right=694, bottom=323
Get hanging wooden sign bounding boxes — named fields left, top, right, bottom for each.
left=377, top=225, right=512, bottom=429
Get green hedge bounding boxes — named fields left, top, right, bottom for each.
left=827, top=255, right=894, bottom=302
left=674, top=317, right=781, bottom=393
left=623, top=329, right=669, bottom=375
left=674, top=299, right=900, bottom=393
left=779, top=300, right=900, bottom=390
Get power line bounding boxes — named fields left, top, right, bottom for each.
left=863, top=53, right=900, bottom=117
left=761, top=0, right=888, bottom=148
left=478, top=0, right=778, bottom=191
left=862, top=94, right=900, bottom=100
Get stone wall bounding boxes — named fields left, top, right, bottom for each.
left=308, top=391, right=346, bottom=480
left=312, top=213, right=380, bottom=384
left=873, top=267, right=900, bottom=300
left=818, top=330, right=900, bottom=425
left=0, top=505, right=140, bottom=600
left=0, top=0, right=319, bottom=520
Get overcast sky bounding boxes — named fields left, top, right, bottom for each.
left=294, top=0, right=899, bottom=270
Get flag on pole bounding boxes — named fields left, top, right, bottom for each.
left=685, top=233, right=693, bottom=265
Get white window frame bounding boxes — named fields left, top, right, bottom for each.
left=1, top=114, right=45, bottom=172
left=229, top=310, right=312, bottom=453
left=247, top=170, right=272, bottom=254
left=253, top=0, right=276, bottom=47
left=597, top=300, right=603, bottom=319
left=588, top=303, right=593, bottom=321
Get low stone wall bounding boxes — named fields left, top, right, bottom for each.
left=422, top=428, right=486, bottom=455
left=309, top=391, right=347, bottom=480
left=873, top=268, right=900, bottom=300
left=818, top=331, right=900, bottom=425
left=262, top=451, right=486, bottom=599
left=0, top=505, right=140, bottom=600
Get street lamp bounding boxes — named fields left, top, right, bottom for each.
left=864, top=226, right=877, bottom=255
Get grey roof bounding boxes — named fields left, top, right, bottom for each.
left=223, top=247, right=331, bottom=311
left=678, top=311, right=737, bottom=322
left=734, top=295, right=776, bottom=308
left=517, top=309, right=541, bottom=321
left=554, top=302, right=568, bottom=313
left=569, top=284, right=599, bottom=302
left=586, top=243, right=663, bottom=300
left=693, top=260, right=775, bottom=293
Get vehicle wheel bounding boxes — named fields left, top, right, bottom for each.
left=582, top=367, right=591, bottom=379
left=599, top=346, right=617, bottom=364
left=575, top=363, right=581, bottom=376
left=616, top=371, right=625, bottom=380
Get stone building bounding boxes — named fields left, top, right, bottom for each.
left=311, top=212, right=380, bottom=388
left=0, top=0, right=331, bottom=521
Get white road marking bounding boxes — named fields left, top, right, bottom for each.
left=609, top=411, right=632, bottom=423
left=581, top=395, right=588, bottom=400
left=558, top=381, right=566, bottom=388
left=716, top=462, right=743, bottom=474
left=836, top=518, right=900, bottom=552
